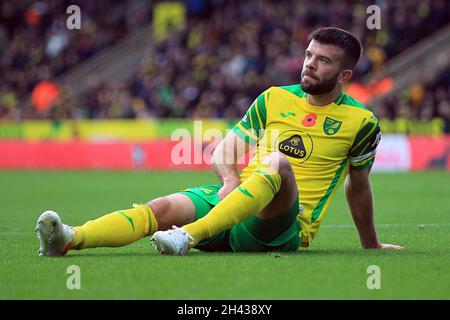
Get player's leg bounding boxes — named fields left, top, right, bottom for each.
left=257, top=151, right=298, bottom=220
left=152, top=184, right=236, bottom=254
left=191, top=154, right=301, bottom=253
left=230, top=154, right=301, bottom=251
left=35, top=193, right=196, bottom=256
left=182, top=152, right=284, bottom=244
left=147, top=194, right=196, bottom=231
left=71, top=194, right=196, bottom=249
left=151, top=152, right=298, bottom=254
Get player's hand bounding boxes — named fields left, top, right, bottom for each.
left=362, top=242, right=405, bottom=249
left=218, top=177, right=240, bottom=200
left=378, top=243, right=405, bottom=250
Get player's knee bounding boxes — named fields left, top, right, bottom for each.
left=278, top=155, right=294, bottom=178
left=147, top=197, right=172, bottom=219
left=264, top=152, right=293, bottom=178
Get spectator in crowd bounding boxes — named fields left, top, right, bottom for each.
left=1, top=0, right=449, bottom=124
left=0, top=0, right=152, bottom=119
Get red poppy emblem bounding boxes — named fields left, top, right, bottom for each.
left=302, top=113, right=317, bottom=127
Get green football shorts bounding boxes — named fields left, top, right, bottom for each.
left=178, top=184, right=301, bottom=252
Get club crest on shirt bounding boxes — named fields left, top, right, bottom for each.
left=323, top=117, right=342, bottom=135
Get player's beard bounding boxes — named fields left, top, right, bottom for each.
left=300, top=70, right=340, bottom=95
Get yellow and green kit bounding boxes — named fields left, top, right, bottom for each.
left=182, top=84, right=380, bottom=250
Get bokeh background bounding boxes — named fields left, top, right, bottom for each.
left=1, top=0, right=450, bottom=170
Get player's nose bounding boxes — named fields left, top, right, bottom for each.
left=305, top=58, right=317, bottom=70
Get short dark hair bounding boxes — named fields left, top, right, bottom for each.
left=307, top=27, right=363, bottom=70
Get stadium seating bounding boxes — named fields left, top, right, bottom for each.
left=0, top=0, right=449, bottom=131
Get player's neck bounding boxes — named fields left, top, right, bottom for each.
left=306, top=87, right=342, bottom=107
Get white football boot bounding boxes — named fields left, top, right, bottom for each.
left=35, top=210, right=74, bottom=257
left=150, top=226, right=194, bottom=255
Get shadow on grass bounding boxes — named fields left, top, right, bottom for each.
left=53, top=247, right=429, bottom=259
left=294, top=247, right=433, bottom=257
left=61, top=252, right=157, bottom=258
left=191, top=247, right=431, bottom=258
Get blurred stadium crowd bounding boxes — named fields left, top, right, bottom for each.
left=1, top=0, right=450, bottom=129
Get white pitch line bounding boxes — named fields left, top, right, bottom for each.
left=322, top=223, right=450, bottom=228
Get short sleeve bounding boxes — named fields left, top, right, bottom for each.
left=349, top=115, right=381, bottom=170
left=232, top=90, right=268, bottom=145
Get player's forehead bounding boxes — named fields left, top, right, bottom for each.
left=305, top=39, right=344, bottom=61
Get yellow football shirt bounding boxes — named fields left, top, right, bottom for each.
left=233, top=84, right=381, bottom=247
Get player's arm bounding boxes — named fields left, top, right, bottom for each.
left=212, top=131, right=250, bottom=200
left=345, top=168, right=378, bottom=248
left=212, top=91, right=268, bottom=200
left=345, top=118, right=403, bottom=249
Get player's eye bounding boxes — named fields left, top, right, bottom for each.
left=319, top=58, right=329, bottom=64
left=305, top=52, right=311, bottom=59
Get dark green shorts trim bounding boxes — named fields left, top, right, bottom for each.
left=179, top=184, right=301, bottom=252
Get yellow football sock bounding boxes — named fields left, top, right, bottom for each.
left=182, top=164, right=281, bottom=247
left=71, top=204, right=158, bottom=249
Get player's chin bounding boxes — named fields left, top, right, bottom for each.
left=300, top=79, right=318, bottom=94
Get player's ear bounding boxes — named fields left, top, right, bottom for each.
left=339, top=69, right=353, bottom=83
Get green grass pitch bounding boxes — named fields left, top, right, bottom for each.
left=1, top=170, right=449, bottom=299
